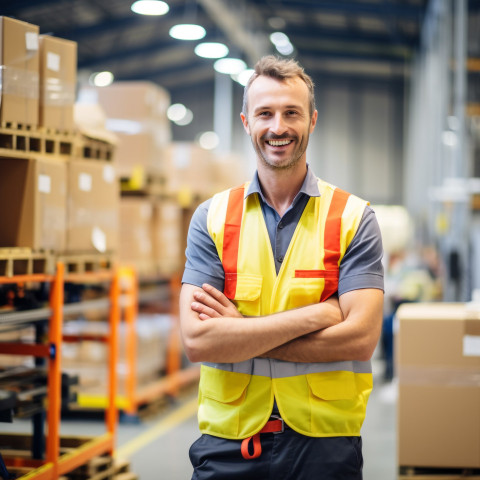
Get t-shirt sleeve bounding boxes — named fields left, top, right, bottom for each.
left=181, top=199, right=225, bottom=291
left=338, top=205, right=384, bottom=296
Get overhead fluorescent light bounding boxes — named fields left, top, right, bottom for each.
left=214, top=58, right=247, bottom=75
left=90, top=71, right=114, bottom=87
left=167, top=103, right=187, bottom=122
left=198, top=131, right=219, bottom=150
left=174, top=108, right=193, bottom=126
left=233, top=68, right=255, bottom=86
left=131, top=0, right=169, bottom=16
left=194, top=42, right=229, bottom=59
left=169, top=24, right=206, bottom=40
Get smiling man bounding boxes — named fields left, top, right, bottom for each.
left=180, top=55, right=384, bottom=480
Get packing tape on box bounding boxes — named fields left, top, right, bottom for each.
left=0, top=66, right=39, bottom=99
left=41, top=78, right=76, bottom=106
left=398, top=365, right=480, bottom=387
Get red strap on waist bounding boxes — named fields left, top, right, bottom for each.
left=240, top=419, right=284, bottom=460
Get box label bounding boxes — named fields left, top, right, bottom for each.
left=38, top=174, right=51, bottom=194
left=463, top=335, right=480, bottom=356
left=47, top=52, right=61, bottom=72
left=103, top=165, right=115, bottom=184
left=79, top=173, right=92, bottom=192
left=91, top=227, right=107, bottom=253
left=26, top=32, right=39, bottom=51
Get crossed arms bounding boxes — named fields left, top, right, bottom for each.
left=179, top=283, right=384, bottom=364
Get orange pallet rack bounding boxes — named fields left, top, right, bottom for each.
left=74, top=271, right=200, bottom=417
left=0, top=263, right=135, bottom=479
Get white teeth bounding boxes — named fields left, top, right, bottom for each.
left=268, top=140, right=291, bottom=146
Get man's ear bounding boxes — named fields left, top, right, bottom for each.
left=240, top=112, right=250, bottom=135
left=309, top=109, right=318, bottom=134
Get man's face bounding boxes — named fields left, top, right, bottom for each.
left=241, top=75, right=317, bottom=171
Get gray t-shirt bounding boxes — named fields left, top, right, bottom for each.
left=182, top=166, right=384, bottom=295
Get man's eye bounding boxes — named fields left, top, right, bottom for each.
left=286, top=110, right=298, bottom=116
left=259, top=111, right=271, bottom=116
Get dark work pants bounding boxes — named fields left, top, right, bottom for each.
left=189, top=428, right=363, bottom=480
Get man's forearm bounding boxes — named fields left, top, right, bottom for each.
left=180, top=284, right=342, bottom=363
left=264, top=289, right=384, bottom=363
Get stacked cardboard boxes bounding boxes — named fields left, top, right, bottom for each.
left=396, top=302, right=480, bottom=469
left=0, top=16, right=118, bottom=256
left=79, top=81, right=171, bottom=179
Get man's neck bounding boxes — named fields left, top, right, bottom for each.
left=258, top=163, right=308, bottom=217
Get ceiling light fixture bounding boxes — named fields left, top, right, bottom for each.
left=169, top=24, right=206, bottom=40
left=90, top=71, right=114, bottom=87
left=174, top=108, right=193, bottom=126
left=270, top=31, right=294, bottom=56
left=131, top=0, right=169, bottom=16
left=167, top=103, right=187, bottom=122
left=233, top=68, right=255, bottom=86
left=198, top=131, right=219, bottom=150
left=194, top=42, right=229, bottom=59
left=214, top=58, right=247, bottom=75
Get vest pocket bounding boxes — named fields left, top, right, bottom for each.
left=199, top=367, right=251, bottom=438
left=288, top=277, right=323, bottom=309
left=306, top=371, right=357, bottom=400
left=201, top=368, right=251, bottom=403
left=225, top=273, right=262, bottom=316
left=288, top=270, right=339, bottom=309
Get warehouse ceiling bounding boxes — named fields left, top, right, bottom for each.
left=3, top=0, right=432, bottom=97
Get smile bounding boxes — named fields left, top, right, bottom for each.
left=267, top=140, right=292, bottom=146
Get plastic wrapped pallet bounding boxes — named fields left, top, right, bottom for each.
left=0, top=16, right=39, bottom=127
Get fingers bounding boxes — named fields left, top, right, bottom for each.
left=202, top=283, right=231, bottom=307
left=193, top=289, right=223, bottom=312
left=191, top=301, right=220, bottom=318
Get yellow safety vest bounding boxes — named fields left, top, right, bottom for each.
left=199, top=178, right=372, bottom=439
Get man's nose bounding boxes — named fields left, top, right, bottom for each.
left=270, top=113, right=287, bottom=135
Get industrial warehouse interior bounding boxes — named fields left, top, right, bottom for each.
left=0, top=0, right=479, bottom=479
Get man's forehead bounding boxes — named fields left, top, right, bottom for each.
left=250, top=75, right=305, bottom=90
left=247, top=76, right=309, bottom=107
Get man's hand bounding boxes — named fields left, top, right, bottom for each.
left=191, top=283, right=243, bottom=320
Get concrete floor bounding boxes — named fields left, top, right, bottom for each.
left=1, top=362, right=397, bottom=480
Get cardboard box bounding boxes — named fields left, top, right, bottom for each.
left=118, top=197, right=154, bottom=270
left=152, top=199, right=182, bottom=275
left=80, top=81, right=170, bottom=122
left=39, top=35, right=77, bottom=132
left=163, top=142, right=215, bottom=199
left=397, top=303, right=480, bottom=468
left=114, top=132, right=164, bottom=177
left=0, top=16, right=40, bottom=126
left=66, top=159, right=119, bottom=253
left=0, top=157, right=66, bottom=250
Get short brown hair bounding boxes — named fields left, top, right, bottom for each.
left=242, top=55, right=315, bottom=118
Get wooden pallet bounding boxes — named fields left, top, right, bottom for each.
left=75, top=135, right=115, bottom=162
left=0, top=248, right=55, bottom=277
left=56, top=252, right=117, bottom=275
left=399, top=466, right=480, bottom=479
left=0, top=124, right=75, bottom=159
left=64, top=456, right=136, bottom=480
left=1, top=434, right=138, bottom=480
left=0, top=124, right=115, bottom=162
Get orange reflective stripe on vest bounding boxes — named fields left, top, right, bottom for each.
left=222, top=185, right=245, bottom=299
left=320, top=187, right=350, bottom=301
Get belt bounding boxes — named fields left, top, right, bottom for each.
left=241, top=416, right=285, bottom=460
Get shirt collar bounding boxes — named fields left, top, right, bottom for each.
left=245, top=164, right=321, bottom=201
